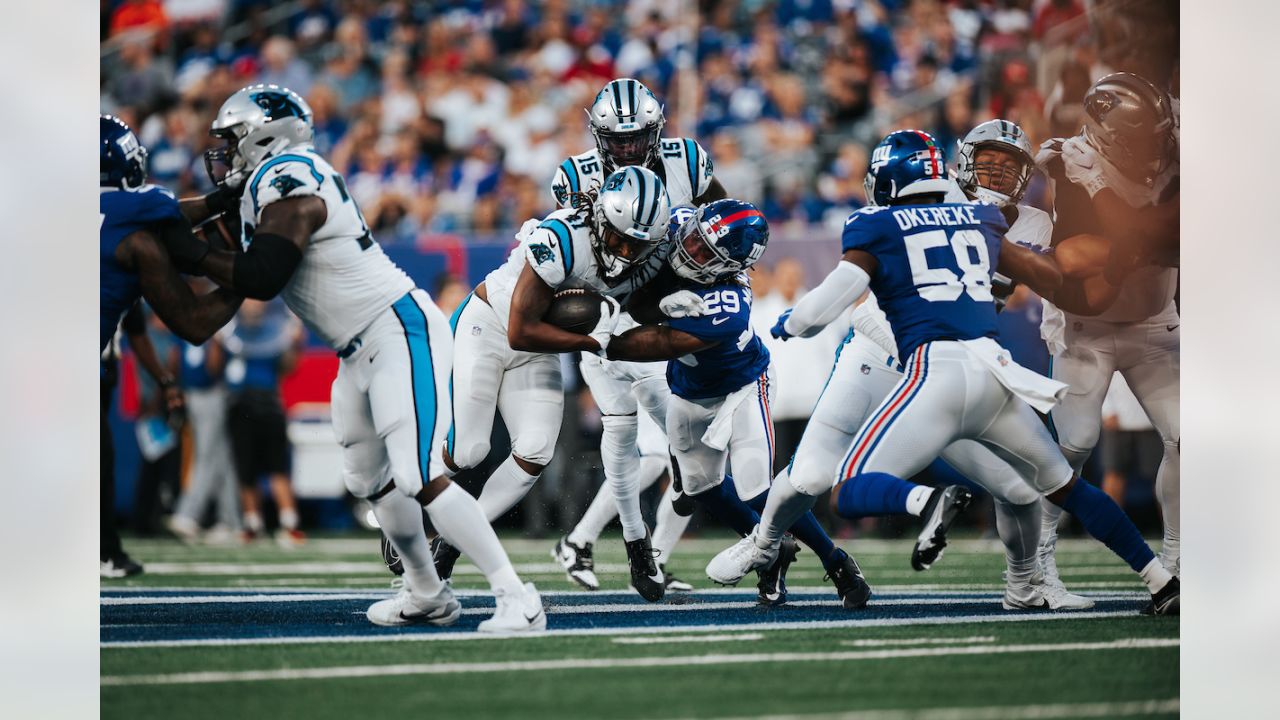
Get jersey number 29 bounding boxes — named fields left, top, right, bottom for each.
left=903, top=229, right=992, bottom=302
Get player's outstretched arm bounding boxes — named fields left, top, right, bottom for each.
left=178, top=186, right=238, bottom=225
left=996, top=239, right=1063, bottom=299
left=122, top=231, right=243, bottom=345
left=605, top=325, right=716, bottom=362
left=778, top=249, right=876, bottom=340
left=507, top=263, right=611, bottom=353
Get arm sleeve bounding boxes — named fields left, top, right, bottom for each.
left=248, top=158, right=326, bottom=223
left=783, top=261, right=871, bottom=338
left=690, top=139, right=715, bottom=197
left=524, top=221, right=575, bottom=288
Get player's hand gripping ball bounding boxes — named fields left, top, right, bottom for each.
left=543, top=288, right=605, bottom=335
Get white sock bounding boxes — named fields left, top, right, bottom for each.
left=1139, top=557, right=1173, bottom=594
left=244, top=511, right=265, bottom=533
left=426, top=483, right=522, bottom=594
left=568, top=483, right=617, bottom=547
left=1039, top=499, right=1064, bottom=558
left=905, top=486, right=933, bottom=517
left=757, top=467, right=818, bottom=549
left=476, top=455, right=540, bottom=523
left=994, top=500, right=1041, bottom=585
left=652, top=482, right=690, bottom=566
left=600, top=414, right=646, bottom=542
left=371, top=491, right=442, bottom=597
left=1156, top=439, right=1180, bottom=573
left=278, top=508, right=299, bottom=531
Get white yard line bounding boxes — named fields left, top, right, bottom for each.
left=101, top=608, right=1147, bottom=649
left=101, top=638, right=1177, bottom=686
left=685, top=698, right=1180, bottom=720
left=612, top=633, right=764, bottom=645
left=840, top=635, right=995, bottom=647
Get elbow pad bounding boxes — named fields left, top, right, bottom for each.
left=232, top=232, right=303, bottom=300
left=784, top=260, right=870, bottom=337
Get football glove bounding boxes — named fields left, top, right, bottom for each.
left=658, top=289, right=708, bottom=319
left=589, top=296, right=623, bottom=353
left=1061, top=137, right=1108, bottom=198
left=770, top=309, right=795, bottom=341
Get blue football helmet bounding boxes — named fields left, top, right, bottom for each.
left=101, top=115, right=148, bottom=189
left=863, top=129, right=952, bottom=206
left=671, top=199, right=769, bottom=285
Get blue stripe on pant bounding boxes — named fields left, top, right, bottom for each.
left=444, top=292, right=473, bottom=458
left=391, top=292, right=437, bottom=486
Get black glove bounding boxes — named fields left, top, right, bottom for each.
left=155, top=219, right=210, bottom=276
left=205, top=185, right=239, bottom=216
left=992, top=273, right=1016, bottom=314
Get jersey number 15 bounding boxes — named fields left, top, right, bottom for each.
left=903, top=229, right=993, bottom=302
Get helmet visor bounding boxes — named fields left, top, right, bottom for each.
left=596, top=127, right=658, bottom=169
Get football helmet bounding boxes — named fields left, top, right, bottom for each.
left=863, top=130, right=951, bottom=206
left=100, top=115, right=148, bottom=190
left=670, top=198, right=769, bottom=285
left=204, top=84, right=314, bottom=190
left=1082, top=72, right=1176, bottom=182
left=587, top=78, right=665, bottom=175
left=592, top=166, right=672, bottom=281
left=956, top=119, right=1035, bottom=207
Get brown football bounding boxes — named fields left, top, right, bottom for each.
left=543, top=288, right=604, bottom=335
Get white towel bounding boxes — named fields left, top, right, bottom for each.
left=701, top=383, right=755, bottom=452
left=959, top=337, right=1067, bottom=414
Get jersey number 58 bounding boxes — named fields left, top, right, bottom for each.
left=903, top=229, right=993, bottom=302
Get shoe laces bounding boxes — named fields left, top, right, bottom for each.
left=577, top=543, right=595, bottom=571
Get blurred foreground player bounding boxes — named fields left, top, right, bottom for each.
left=100, top=116, right=242, bottom=576
left=165, top=85, right=543, bottom=631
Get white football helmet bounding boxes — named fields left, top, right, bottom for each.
left=587, top=78, right=665, bottom=175
left=956, top=119, right=1035, bottom=207
left=204, top=84, right=314, bottom=189
left=592, top=166, right=671, bottom=281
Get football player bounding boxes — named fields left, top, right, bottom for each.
left=436, top=165, right=696, bottom=601
left=711, top=130, right=1178, bottom=615
left=162, top=85, right=544, bottom=632
left=606, top=200, right=872, bottom=608
left=100, top=115, right=243, bottom=576
left=549, top=78, right=726, bottom=594
left=1034, top=73, right=1181, bottom=583
left=712, top=122, right=1093, bottom=610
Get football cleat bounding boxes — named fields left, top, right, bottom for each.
left=478, top=582, right=547, bottom=633
left=824, top=548, right=872, bottom=610
left=431, top=536, right=462, bottom=582
left=382, top=531, right=405, bottom=577
left=100, top=552, right=144, bottom=579
left=756, top=535, right=799, bottom=606
left=706, top=525, right=779, bottom=586
left=1141, top=576, right=1180, bottom=616
left=165, top=514, right=201, bottom=544
left=1002, top=582, right=1051, bottom=611
left=624, top=530, right=665, bottom=602
left=662, top=565, right=694, bottom=592
left=366, top=585, right=461, bottom=627
left=275, top=528, right=307, bottom=549
left=551, top=536, right=599, bottom=590
left=911, top=485, right=973, bottom=571
left=1037, top=579, right=1094, bottom=610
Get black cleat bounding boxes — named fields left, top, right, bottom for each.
left=756, top=535, right=799, bottom=606
left=824, top=548, right=872, bottom=609
left=662, top=564, right=694, bottom=592
left=100, top=552, right=144, bottom=579
left=431, top=536, right=461, bottom=582
left=551, top=536, right=599, bottom=590
left=625, top=529, right=665, bottom=602
left=911, top=485, right=973, bottom=571
left=380, top=531, right=405, bottom=577
left=1141, top=576, right=1180, bottom=616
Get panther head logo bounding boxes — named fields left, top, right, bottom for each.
left=529, top=243, right=555, bottom=265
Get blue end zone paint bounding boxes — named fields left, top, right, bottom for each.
left=101, top=591, right=1146, bottom=646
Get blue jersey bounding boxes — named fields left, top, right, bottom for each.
left=667, top=280, right=770, bottom=400
left=100, top=185, right=183, bottom=353
left=179, top=341, right=220, bottom=390
left=840, top=202, right=1009, bottom=359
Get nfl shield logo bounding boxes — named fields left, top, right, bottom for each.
left=860, top=364, right=871, bottom=375
left=471, top=326, right=482, bottom=336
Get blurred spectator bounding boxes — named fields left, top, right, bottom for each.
left=131, top=310, right=183, bottom=536
left=256, top=36, right=314, bottom=97
left=108, top=0, right=169, bottom=40
left=108, top=38, right=173, bottom=116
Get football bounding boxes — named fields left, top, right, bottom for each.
left=543, top=288, right=604, bottom=334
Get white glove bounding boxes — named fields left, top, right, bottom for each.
left=1061, top=137, right=1108, bottom=198
left=588, top=296, right=623, bottom=352
left=658, top=289, right=708, bottom=319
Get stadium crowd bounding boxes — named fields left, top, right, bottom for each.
left=101, top=0, right=1177, bottom=543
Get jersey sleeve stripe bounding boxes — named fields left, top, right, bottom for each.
left=249, top=153, right=325, bottom=215
left=540, top=218, right=574, bottom=276
left=560, top=159, right=580, bottom=193
left=683, top=139, right=698, bottom=192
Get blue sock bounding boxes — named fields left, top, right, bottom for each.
left=1060, top=477, right=1155, bottom=572
left=735, top=479, right=837, bottom=568
left=693, top=475, right=762, bottom=537
left=834, top=472, right=917, bottom=518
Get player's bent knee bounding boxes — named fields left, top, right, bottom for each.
left=788, top=459, right=833, bottom=497
left=342, top=470, right=389, bottom=500
left=511, top=432, right=555, bottom=467
left=449, top=438, right=492, bottom=471
left=601, top=413, right=639, bottom=438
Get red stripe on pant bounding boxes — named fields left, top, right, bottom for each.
left=840, top=345, right=925, bottom=480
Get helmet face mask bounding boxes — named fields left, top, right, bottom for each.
left=591, top=166, right=671, bottom=283
left=956, top=120, right=1034, bottom=207
left=593, top=126, right=661, bottom=170
left=670, top=200, right=769, bottom=285
left=204, top=84, right=314, bottom=190
left=588, top=78, right=665, bottom=175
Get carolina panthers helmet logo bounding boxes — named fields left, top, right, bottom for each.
left=603, top=172, right=627, bottom=192
left=271, top=174, right=305, bottom=197
left=251, top=91, right=307, bottom=121
left=1085, top=90, right=1117, bottom=123
left=529, top=243, right=555, bottom=265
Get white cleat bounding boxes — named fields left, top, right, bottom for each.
left=1002, top=582, right=1051, bottom=610
left=478, top=582, right=547, bottom=634
left=366, top=585, right=461, bottom=627
left=1037, top=577, right=1095, bottom=609
left=706, top=526, right=778, bottom=586
left=164, top=514, right=201, bottom=544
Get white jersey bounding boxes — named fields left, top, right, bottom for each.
left=239, top=145, right=414, bottom=349
left=550, top=138, right=714, bottom=209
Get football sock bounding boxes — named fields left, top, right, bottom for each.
left=652, top=482, right=691, bottom=566
left=1139, top=557, right=1174, bottom=595
left=993, top=500, right=1041, bottom=585
left=1038, top=499, right=1065, bottom=570
left=426, top=483, right=522, bottom=595
left=244, top=511, right=265, bottom=534
left=476, top=455, right=540, bottom=523
left=371, top=490, right=443, bottom=597
left=1058, top=477, right=1157, bottom=575
left=757, top=467, right=819, bottom=548
left=834, top=472, right=919, bottom=518
left=278, top=508, right=299, bottom=531
left=693, top=477, right=762, bottom=537
left=1156, top=439, right=1180, bottom=572
left=734, top=478, right=836, bottom=567
left=567, top=483, right=616, bottom=547
left=600, top=414, right=646, bottom=542
left=905, top=486, right=933, bottom=516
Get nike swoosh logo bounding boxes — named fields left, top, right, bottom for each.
left=369, top=352, right=378, bottom=363
left=523, top=609, right=544, bottom=623
left=1166, top=325, right=1178, bottom=332
left=272, top=166, right=289, bottom=174
left=712, top=316, right=729, bottom=325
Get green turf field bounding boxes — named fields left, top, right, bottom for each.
left=101, top=534, right=1178, bottom=719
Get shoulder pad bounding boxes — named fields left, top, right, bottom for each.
left=248, top=153, right=327, bottom=218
